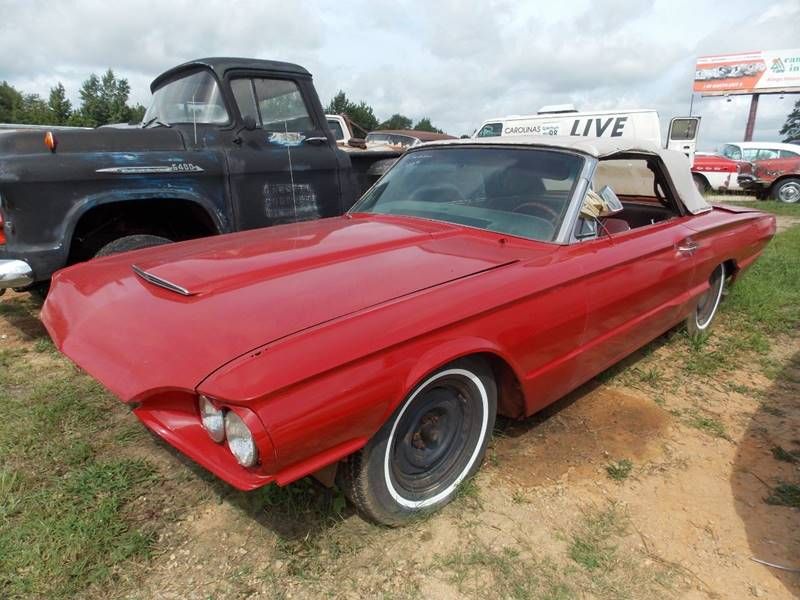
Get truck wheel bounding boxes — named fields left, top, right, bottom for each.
left=338, top=357, right=497, bottom=526
left=693, top=174, right=710, bottom=194
left=686, top=263, right=725, bottom=338
left=94, top=234, right=172, bottom=257
left=771, top=178, right=800, bottom=203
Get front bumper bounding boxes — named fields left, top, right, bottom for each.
left=0, top=258, right=34, bottom=289
left=737, top=174, right=766, bottom=191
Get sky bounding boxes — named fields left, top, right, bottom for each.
left=0, top=0, right=798, bottom=151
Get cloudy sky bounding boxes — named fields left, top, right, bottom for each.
left=1, top=0, right=798, bottom=150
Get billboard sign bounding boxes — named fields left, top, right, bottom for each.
left=694, top=49, right=800, bottom=95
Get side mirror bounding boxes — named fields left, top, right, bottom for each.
left=598, top=185, right=623, bottom=216
left=580, top=185, right=623, bottom=219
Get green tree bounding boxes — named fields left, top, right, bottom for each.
left=0, top=81, right=24, bottom=122
left=379, top=113, right=412, bottom=130
left=326, top=90, right=379, bottom=134
left=76, top=69, right=137, bottom=126
left=780, top=99, right=800, bottom=142
left=412, top=117, right=443, bottom=134
left=48, top=83, right=72, bottom=125
left=20, top=93, right=53, bottom=124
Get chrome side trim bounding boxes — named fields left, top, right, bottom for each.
left=131, top=265, right=194, bottom=296
left=0, top=259, right=34, bottom=289
left=96, top=164, right=204, bottom=175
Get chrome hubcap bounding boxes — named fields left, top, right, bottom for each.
left=778, top=182, right=800, bottom=203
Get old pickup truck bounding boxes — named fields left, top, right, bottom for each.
left=0, top=57, right=398, bottom=293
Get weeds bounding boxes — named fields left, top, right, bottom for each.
left=684, top=411, right=729, bottom=440
left=765, top=483, right=800, bottom=508
left=605, top=459, right=633, bottom=482
left=771, top=446, right=799, bottom=464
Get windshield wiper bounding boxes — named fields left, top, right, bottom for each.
left=141, top=116, right=172, bottom=129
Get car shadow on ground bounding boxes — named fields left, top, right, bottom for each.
left=731, top=349, right=800, bottom=596
left=0, top=292, right=47, bottom=340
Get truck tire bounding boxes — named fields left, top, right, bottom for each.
left=94, top=234, right=172, bottom=258
left=771, top=178, right=800, bottom=204
left=338, top=356, right=497, bottom=526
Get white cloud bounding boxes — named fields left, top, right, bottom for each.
left=0, top=0, right=797, bottom=147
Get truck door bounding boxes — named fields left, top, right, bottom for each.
left=226, top=76, right=341, bottom=229
left=666, top=117, right=701, bottom=165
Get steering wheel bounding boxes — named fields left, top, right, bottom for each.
left=511, top=201, right=561, bottom=224
left=409, top=183, right=466, bottom=204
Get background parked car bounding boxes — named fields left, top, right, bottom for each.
left=692, top=141, right=800, bottom=194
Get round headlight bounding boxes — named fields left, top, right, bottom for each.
left=199, top=395, right=225, bottom=443
left=225, top=411, right=258, bottom=467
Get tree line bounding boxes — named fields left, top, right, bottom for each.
left=325, top=90, right=444, bottom=134
left=0, top=70, right=145, bottom=127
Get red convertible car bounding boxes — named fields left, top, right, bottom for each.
left=42, top=137, right=775, bottom=525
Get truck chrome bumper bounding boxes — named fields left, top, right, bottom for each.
left=0, top=259, right=34, bottom=289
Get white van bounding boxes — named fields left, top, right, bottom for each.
left=473, top=105, right=700, bottom=162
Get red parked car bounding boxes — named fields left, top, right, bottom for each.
left=42, top=137, right=775, bottom=525
left=738, top=154, right=800, bottom=203
left=692, top=142, right=800, bottom=195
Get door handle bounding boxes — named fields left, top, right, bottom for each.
left=304, top=136, right=328, bottom=145
left=676, top=241, right=698, bottom=254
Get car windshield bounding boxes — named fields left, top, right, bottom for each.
left=721, top=144, right=742, bottom=160
left=351, top=147, right=585, bottom=242
left=143, top=70, right=229, bottom=126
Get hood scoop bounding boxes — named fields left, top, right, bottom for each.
left=132, top=265, right=195, bottom=296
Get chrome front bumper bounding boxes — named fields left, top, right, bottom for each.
left=0, top=259, right=34, bottom=289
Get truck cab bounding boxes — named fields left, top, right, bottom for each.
left=0, top=57, right=396, bottom=293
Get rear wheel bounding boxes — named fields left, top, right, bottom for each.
left=771, top=178, right=800, bottom=204
left=339, top=357, right=497, bottom=526
left=94, top=234, right=172, bottom=258
left=686, top=263, right=726, bottom=337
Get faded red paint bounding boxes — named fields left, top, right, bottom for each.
left=41, top=207, right=776, bottom=491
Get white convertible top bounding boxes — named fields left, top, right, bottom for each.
left=424, top=136, right=712, bottom=215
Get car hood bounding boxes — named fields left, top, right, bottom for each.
left=42, top=215, right=520, bottom=402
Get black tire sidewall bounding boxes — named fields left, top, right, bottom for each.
left=94, top=234, right=172, bottom=258
left=357, top=357, right=497, bottom=525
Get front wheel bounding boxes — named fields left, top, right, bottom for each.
left=339, top=357, right=497, bottom=526
left=94, top=234, right=172, bottom=258
left=771, top=178, right=800, bottom=204
left=686, top=263, right=726, bottom=338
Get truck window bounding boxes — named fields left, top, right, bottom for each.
left=327, top=119, right=345, bottom=140
left=476, top=123, right=502, bottom=138
left=231, top=79, right=259, bottom=123
left=668, top=118, right=698, bottom=141
left=252, top=79, right=314, bottom=132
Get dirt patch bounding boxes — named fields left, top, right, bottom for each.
left=775, top=215, right=800, bottom=233
left=491, top=385, right=671, bottom=487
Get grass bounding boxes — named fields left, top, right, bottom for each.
left=765, top=483, right=800, bottom=508
left=605, top=459, right=634, bottom=482
left=434, top=504, right=678, bottom=599
left=0, top=347, right=163, bottom=599
left=771, top=446, right=799, bottom=464
left=683, top=410, right=729, bottom=440
left=726, top=199, right=800, bottom=217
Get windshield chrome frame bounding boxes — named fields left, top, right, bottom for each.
left=349, top=143, right=592, bottom=245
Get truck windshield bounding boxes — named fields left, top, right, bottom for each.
left=351, top=147, right=584, bottom=243
left=143, top=70, right=229, bottom=126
